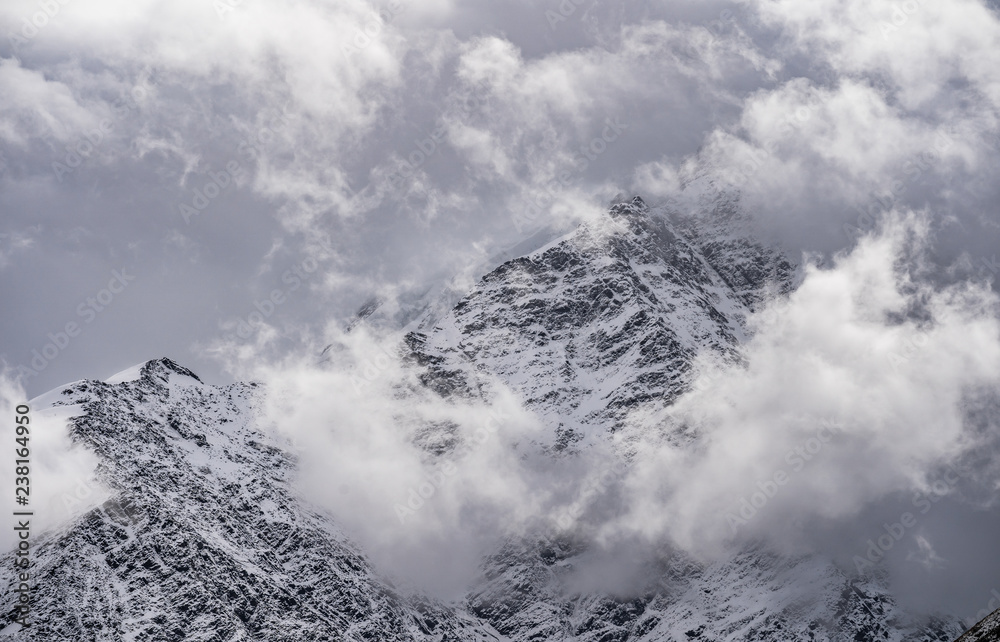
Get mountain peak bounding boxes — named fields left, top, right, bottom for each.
left=608, top=195, right=648, bottom=219
left=140, top=358, right=203, bottom=384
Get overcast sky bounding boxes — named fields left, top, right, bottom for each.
left=2, top=0, right=997, bottom=396
left=3, top=0, right=1000, bottom=623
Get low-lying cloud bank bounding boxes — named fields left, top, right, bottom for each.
left=0, top=370, right=106, bottom=555
left=617, top=214, right=1000, bottom=554
left=232, top=213, right=1000, bottom=613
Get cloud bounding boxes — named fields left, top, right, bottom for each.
left=0, top=59, right=98, bottom=147
left=757, top=0, right=1000, bottom=109
left=0, top=0, right=780, bottom=393
left=228, top=213, right=1000, bottom=608
left=0, top=226, right=38, bottom=270
left=245, top=325, right=559, bottom=595
left=0, top=365, right=106, bottom=555
left=631, top=0, right=1000, bottom=260
left=609, top=213, right=1000, bottom=558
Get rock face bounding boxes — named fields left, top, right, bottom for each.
left=0, top=198, right=970, bottom=641
left=1, top=359, right=502, bottom=641
left=403, top=196, right=962, bottom=642
left=957, top=608, right=1000, bottom=642
left=405, top=197, right=793, bottom=443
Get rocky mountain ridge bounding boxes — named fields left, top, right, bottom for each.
left=0, top=197, right=981, bottom=641
left=1, top=358, right=502, bottom=641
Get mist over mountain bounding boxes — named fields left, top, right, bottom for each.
left=4, top=194, right=999, bottom=641
left=4, top=0, right=1000, bottom=639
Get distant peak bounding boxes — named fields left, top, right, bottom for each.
left=141, top=358, right=202, bottom=384
left=345, top=296, right=385, bottom=332
left=608, top=195, right=648, bottom=219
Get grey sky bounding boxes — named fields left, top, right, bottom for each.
left=0, top=0, right=787, bottom=394
left=3, top=0, right=996, bottom=395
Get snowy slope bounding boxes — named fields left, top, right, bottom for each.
left=466, top=537, right=962, bottom=642
left=400, top=196, right=961, bottom=642
left=0, top=196, right=972, bottom=642
left=957, top=607, right=1000, bottom=642
left=406, top=196, right=792, bottom=445
left=1, top=358, right=505, bottom=641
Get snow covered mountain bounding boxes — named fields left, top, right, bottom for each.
left=1, top=359, right=503, bottom=641
left=0, top=197, right=975, bottom=641
left=402, top=196, right=964, bottom=642
left=957, top=607, right=1000, bottom=642
left=405, top=196, right=792, bottom=443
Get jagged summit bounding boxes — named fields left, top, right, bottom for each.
left=102, top=357, right=202, bottom=388
left=30, top=358, right=205, bottom=409
left=140, top=357, right=203, bottom=384
left=608, top=195, right=647, bottom=215
left=404, top=193, right=792, bottom=441
left=344, top=197, right=656, bottom=337
left=5, top=358, right=501, bottom=641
